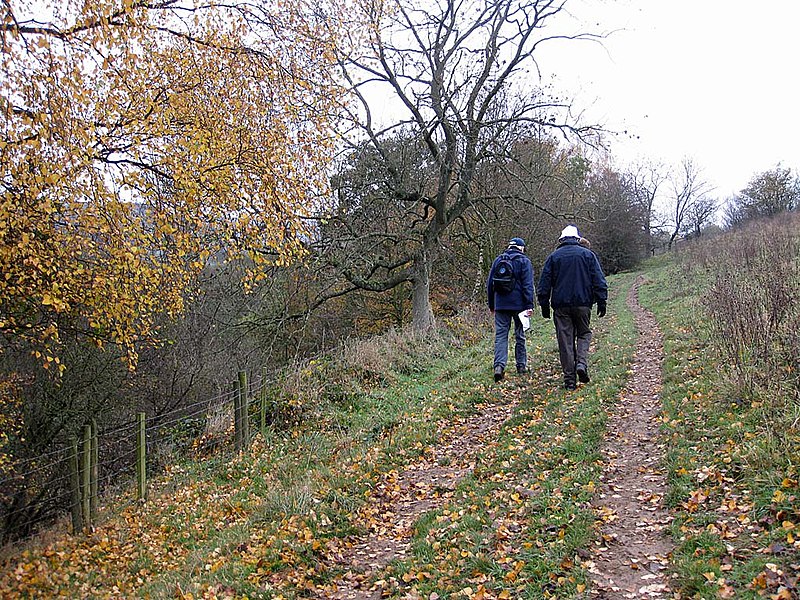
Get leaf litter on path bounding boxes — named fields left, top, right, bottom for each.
left=316, top=399, right=517, bottom=599
left=588, top=276, right=675, bottom=599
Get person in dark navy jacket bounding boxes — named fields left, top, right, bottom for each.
left=487, top=237, right=535, bottom=382
left=537, top=225, right=608, bottom=390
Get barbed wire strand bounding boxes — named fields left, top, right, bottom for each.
left=2, top=366, right=281, bottom=542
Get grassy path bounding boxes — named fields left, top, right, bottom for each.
left=317, top=400, right=517, bottom=599
left=1, top=270, right=644, bottom=599
left=336, top=270, right=641, bottom=598
left=588, top=275, right=673, bottom=598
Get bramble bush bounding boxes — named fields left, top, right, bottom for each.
left=680, top=212, right=800, bottom=410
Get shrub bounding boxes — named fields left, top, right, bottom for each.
left=680, top=213, right=800, bottom=406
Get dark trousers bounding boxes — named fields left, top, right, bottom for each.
left=553, top=306, right=592, bottom=386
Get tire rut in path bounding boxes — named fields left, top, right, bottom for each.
left=316, top=399, right=517, bottom=599
left=589, top=276, right=674, bottom=598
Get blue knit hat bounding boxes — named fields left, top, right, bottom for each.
left=508, top=237, right=525, bottom=248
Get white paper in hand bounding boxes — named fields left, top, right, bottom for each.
left=518, top=310, right=530, bottom=331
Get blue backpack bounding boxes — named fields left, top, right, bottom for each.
left=492, top=253, right=515, bottom=294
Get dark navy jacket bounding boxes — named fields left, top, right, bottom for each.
left=486, top=248, right=535, bottom=311
left=537, top=239, right=608, bottom=309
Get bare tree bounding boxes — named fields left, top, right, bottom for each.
left=667, top=158, right=713, bottom=249
left=723, top=195, right=747, bottom=229
left=626, top=160, right=668, bottom=255
left=322, top=0, right=603, bottom=330
left=685, top=195, right=718, bottom=237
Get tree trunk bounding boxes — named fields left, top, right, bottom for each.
left=668, top=229, right=679, bottom=250
left=411, top=250, right=436, bottom=331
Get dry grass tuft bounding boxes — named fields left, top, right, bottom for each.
left=262, top=305, right=490, bottom=427
left=678, top=212, right=800, bottom=419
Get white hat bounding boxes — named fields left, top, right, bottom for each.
left=560, top=225, right=580, bottom=239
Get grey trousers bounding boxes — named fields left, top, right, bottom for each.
left=493, top=310, right=527, bottom=371
left=553, top=306, right=592, bottom=385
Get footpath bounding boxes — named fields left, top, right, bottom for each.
left=588, top=277, right=673, bottom=598
left=317, top=275, right=675, bottom=599
left=317, top=402, right=517, bottom=599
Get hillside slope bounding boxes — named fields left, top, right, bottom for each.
left=0, top=269, right=637, bottom=598
left=2, top=234, right=800, bottom=599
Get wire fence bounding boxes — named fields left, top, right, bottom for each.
left=0, top=367, right=276, bottom=546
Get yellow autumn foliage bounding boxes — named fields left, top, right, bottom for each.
left=0, top=0, right=347, bottom=367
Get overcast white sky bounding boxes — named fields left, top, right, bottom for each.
left=27, top=0, right=794, bottom=200
left=539, top=0, right=800, bottom=199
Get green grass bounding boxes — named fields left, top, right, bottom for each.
left=374, top=270, right=640, bottom=598
left=10, top=242, right=800, bottom=599
left=638, top=254, right=800, bottom=599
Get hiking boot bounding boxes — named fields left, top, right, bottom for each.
left=517, top=365, right=528, bottom=375
left=565, top=381, right=577, bottom=391
left=494, top=366, right=504, bottom=382
left=576, top=365, right=590, bottom=383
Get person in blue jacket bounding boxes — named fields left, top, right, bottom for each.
left=487, top=237, right=535, bottom=382
left=537, top=225, right=608, bottom=390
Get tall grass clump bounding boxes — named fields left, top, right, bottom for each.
left=262, top=304, right=491, bottom=431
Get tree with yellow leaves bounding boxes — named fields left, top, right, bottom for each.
left=0, top=0, right=346, bottom=367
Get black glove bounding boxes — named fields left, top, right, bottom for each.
left=597, top=302, right=606, bottom=318
left=541, top=304, right=550, bottom=319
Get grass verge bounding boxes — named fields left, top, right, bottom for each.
left=638, top=255, right=800, bottom=599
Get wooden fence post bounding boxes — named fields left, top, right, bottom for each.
left=90, top=418, right=98, bottom=519
left=238, top=370, right=249, bottom=449
left=81, top=424, right=91, bottom=529
left=136, top=412, right=147, bottom=502
left=260, top=366, right=268, bottom=433
left=68, top=436, right=81, bottom=533
left=233, top=380, right=242, bottom=452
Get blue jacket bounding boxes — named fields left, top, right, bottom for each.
left=537, top=239, right=608, bottom=309
left=486, top=248, right=535, bottom=311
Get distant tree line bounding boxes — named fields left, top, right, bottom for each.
left=724, top=166, right=800, bottom=227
